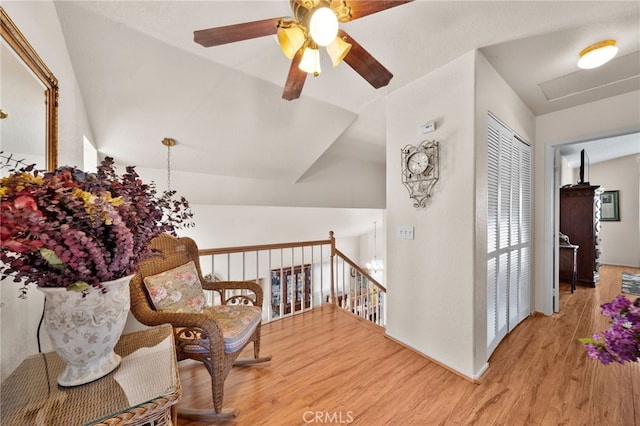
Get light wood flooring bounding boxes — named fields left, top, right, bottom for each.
left=177, top=265, right=640, bottom=425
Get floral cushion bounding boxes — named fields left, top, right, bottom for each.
left=179, top=305, right=262, bottom=354
left=143, top=261, right=206, bottom=313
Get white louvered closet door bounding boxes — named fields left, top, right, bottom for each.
left=487, top=114, right=531, bottom=357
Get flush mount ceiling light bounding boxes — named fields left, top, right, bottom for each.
left=577, top=40, right=618, bottom=69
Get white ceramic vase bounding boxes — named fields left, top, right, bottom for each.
left=37, top=274, right=133, bottom=387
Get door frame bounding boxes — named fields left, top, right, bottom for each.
left=544, top=128, right=640, bottom=315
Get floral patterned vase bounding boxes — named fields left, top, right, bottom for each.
left=37, top=274, right=133, bottom=387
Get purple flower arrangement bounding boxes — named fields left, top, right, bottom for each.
left=580, top=295, right=640, bottom=364
left=1, top=154, right=193, bottom=296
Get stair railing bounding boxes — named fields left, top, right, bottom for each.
left=332, top=247, right=386, bottom=326
left=196, top=231, right=386, bottom=326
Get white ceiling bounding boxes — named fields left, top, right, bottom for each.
left=51, top=1, right=640, bottom=186
left=557, top=131, right=640, bottom=168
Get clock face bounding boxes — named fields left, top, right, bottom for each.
left=407, top=151, right=429, bottom=175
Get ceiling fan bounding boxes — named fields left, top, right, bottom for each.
left=193, top=0, right=414, bottom=100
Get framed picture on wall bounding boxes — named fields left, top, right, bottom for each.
left=601, top=190, right=620, bottom=221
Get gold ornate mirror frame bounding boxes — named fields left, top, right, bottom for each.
left=1, top=8, right=59, bottom=170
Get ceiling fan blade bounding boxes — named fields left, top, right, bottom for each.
left=339, top=0, right=414, bottom=22
left=282, top=49, right=307, bottom=100
left=194, top=18, right=282, bottom=47
left=339, top=30, right=393, bottom=89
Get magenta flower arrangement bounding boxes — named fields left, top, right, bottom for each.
left=0, top=154, right=193, bottom=296
left=580, top=295, right=640, bottom=364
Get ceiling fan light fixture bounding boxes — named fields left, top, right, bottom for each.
left=309, top=7, right=339, bottom=46
left=299, top=45, right=321, bottom=76
left=277, top=22, right=306, bottom=59
left=577, top=39, right=618, bottom=69
left=326, top=36, right=351, bottom=67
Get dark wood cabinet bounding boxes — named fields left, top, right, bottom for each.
left=559, top=185, right=602, bottom=287
left=271, top=264, right=311, bottom=318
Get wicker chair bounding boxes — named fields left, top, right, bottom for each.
left=129, top=233, right=271, bottom=421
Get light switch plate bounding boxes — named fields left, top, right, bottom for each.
left=397, top=225, right=414, bottom=240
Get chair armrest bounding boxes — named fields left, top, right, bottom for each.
left=202, top=280, right=264, bottom=306
left=137, top=309, right=225, bottom=347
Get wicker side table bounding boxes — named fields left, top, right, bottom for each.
left=1, top=324, right=181, bottom=425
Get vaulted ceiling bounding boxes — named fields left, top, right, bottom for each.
left=52, top=1, right=639, bottom=189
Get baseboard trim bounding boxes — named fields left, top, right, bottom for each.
left=383, top=333, right=480, bottom=383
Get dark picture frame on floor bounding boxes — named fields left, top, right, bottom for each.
left=601, top=190, right=620, bottom=221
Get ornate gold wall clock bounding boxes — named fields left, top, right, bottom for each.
left=401, top=140, right=439, bottom=208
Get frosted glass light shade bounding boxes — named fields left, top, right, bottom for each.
left=326, top=36, right=352, bottom=67
left=309, top=7, right=338, bottom=46
left=299, top=47, right=321, bottom=75
left=577, top=40, right=618, bottom=69
left=277, top=24, right=306, bottom=59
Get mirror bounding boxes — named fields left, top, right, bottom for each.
left=1, top=8, right=58, bottom=171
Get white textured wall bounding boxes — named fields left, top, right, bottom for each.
left=177, top=204, right=382, bottom=250
left=590, top=154, right=640, bottom=267
left=559, top=156, right=575, bottom=187
left=135, top=162, right=385, bottom=209
left=385, top=50, right=535, bottom=380
left=386, top=51, right=477, bottom=378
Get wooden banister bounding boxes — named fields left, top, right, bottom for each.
left=195, top=231, right=386, bottom=326
left=333, top=248, right=386, bottom=292
left=198, top=237, right=333, bottom=257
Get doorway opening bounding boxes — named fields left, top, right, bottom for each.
left=547, top=131, right=640, bottom=313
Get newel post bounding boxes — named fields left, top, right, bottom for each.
left=329, top=230, right=336, bottom=305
